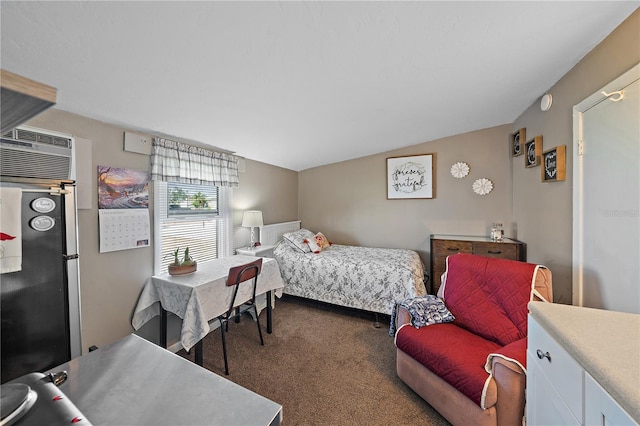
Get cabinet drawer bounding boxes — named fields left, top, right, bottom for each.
left=432, top=255, right=448, bottom=287
left=432, top=239, right=473, bottom=255
left=432, top=256, right=448, bottom=277
left=528, top=316, right=584, bottom=423
left=472, top=242, right=517, bottom=259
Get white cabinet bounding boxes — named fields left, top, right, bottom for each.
left=527, top=315, right=638, bottom=426
left=585, top=373, right=636, bottom=426
left=526, top=358, right=581, bottom=425
left=527, top=316, right=583, bottom=425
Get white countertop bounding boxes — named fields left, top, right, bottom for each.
left=529, top=302, right=640, bottom=422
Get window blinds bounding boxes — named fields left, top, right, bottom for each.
left=154, top=181, right=230, bottom=274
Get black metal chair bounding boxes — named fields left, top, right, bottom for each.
left=218, top=257, right=264, bottom=375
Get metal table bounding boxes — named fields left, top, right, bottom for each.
left=46, top=334, right=282, bottom=426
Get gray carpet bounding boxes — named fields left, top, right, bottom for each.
left=177, top=296, right=450, bottom=425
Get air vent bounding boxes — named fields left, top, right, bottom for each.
left=1, top=127, right=73, bottom=180
left=15, top=128, right=72, bottom=148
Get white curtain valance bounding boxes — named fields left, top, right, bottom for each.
left=150, top=137, right=239, bottom=187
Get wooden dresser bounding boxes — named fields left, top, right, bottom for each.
left=430, top=234, right=526, bottom=295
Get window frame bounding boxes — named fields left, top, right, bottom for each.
left=153, top=181, right=232, bottom=275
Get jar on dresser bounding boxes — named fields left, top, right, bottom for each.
left=430, top=234, right=526, bottom=295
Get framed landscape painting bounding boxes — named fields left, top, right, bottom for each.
left=387, top=154, right=435, bottom=199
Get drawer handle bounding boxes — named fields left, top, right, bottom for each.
left=536, top=349, right=551, bottom=362
left=447, top=247, right=460, bottom=251
left=487, top=250, right=502, bottom=254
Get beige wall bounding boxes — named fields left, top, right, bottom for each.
left=511, top=10, right=639, bottom=304
left=233, top=159, right=298, bottom=249
left=23, top=109, right=298, bottom=352
left=299, top=124, right=514, bottom=266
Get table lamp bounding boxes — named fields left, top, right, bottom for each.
left=242, top=210, right=263, bottom=248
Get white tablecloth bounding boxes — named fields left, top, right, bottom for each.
left=132, top=255, right=284, bottom=351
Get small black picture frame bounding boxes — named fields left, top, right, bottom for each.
left=541, top=145, right=566, bottom=182
left=525, top=135, right=542, bottom=168
left=511, top=128, right=526, bottom=157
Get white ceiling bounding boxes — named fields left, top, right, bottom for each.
left=1, top=2, right=637, bottom=171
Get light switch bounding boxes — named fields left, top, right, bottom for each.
left=123, top=131, right=151, bottom=155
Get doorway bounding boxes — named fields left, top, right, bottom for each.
left=573, top=64, right=639, bottom=314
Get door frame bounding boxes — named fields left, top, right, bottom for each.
left=572, top=63, right=640, bottom=306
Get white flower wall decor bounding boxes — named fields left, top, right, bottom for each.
left=450, top=162, right=470, bottom=179
left=472, top=178, right=493, bottom=195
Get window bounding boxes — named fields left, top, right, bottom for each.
left=154, top=181, right=232, bottom=274
left=168, top=182, right=218, bottom=215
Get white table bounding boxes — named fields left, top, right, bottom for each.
left=132, top=255, right=284, bottom=365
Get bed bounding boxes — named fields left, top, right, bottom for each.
left=261, top=221, right=427, bottom=315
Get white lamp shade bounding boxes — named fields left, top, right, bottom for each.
left=242, top=210, right=263, bottom=227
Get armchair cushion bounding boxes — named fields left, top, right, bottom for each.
left=396, top=322, right=501, bottom=408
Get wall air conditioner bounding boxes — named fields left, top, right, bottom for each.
left=1, top=126, right=74, bottom=180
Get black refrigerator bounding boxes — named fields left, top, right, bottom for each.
left=1, top=177, right=82, bottom=384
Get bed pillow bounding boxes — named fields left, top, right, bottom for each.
left=282, top=228, right=315, bottom=253
left=314, top=232, right=331, bottom=249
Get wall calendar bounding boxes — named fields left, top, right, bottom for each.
left=97, top=166, right=151, bottom=253
left=99, top=209, right=150, bottom=253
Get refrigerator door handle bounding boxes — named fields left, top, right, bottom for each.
left=63, top=254, right=79, bottom=261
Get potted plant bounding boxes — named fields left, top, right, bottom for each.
left=168, top=247, right=197, bottom=275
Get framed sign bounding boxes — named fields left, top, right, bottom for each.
left=387, top=153, right=435, bottom=199
left=525, top=135, right=542, bottom=168
left=511, top=128, right=526, bottom=157
left=541, top=145, right=566, bottom=182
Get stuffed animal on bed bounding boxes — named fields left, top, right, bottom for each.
left=314, top=232, right=331, bottom=249
left=303, top=232, right=331, bottom=254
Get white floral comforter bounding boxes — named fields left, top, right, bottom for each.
left=274, top=242, right=426, bottom=315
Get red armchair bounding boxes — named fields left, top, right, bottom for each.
left=394, top=253, right=552, bottom=426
